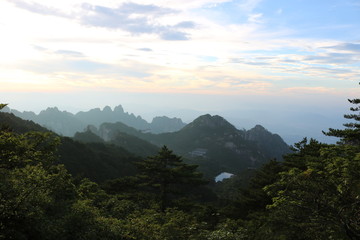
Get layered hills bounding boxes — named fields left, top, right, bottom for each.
left=1, top=105, right=291, bottom=179
left=2, top=105, right=186, bottom=137
left=0, top=112, right=140, bottom=182
left=88, top=114, right=291, bottom=178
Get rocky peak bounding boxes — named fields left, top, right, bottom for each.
left=253, top=124, right=266, bottom=131
left=102, top=106, right=112, bottom=113
left=150, top=116, right=186, bottom=133
left=39, top=107, right=73, bottom=117
left=114, top=105, right=124, bottom=113
left=189, top=114, right=236, bottom=129
left=245, top=124, right=271, bottom=141
left=245, top=124, right=291, bottom=160
left=42, top=107, right=60, bottom=113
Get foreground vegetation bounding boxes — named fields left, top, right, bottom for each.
left=0, top=96, right=359, bottom=239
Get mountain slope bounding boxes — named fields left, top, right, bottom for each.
left=6, top=105, right=186, bottom=137
left=96, top=114, right=291, bottom=178
left=0, top=112, right=48, bottom=133
left=0, top=112, right=140, bottom=182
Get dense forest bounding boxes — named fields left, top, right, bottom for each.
left=0, top=92, right=359, bottom=240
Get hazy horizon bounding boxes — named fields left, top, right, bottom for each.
left=3, top=91, right=347, bottom=145
left=1, top=0, right=359, bottom=144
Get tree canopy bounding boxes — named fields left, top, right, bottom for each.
left=1, top=89, right=360, bottom=240
left=136, top=145, right=207, bottom=211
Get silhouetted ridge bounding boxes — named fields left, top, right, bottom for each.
left=0, top=112, right=48, bottom=133
left=245, top=124, right=289, bottom=160
left=183, top=114, right=237, bottom=131
left=150, top=116, right=186, bottom=133
left=0, top=111, right=140, bottom=182
left=7, top=104, right=186, bottom=136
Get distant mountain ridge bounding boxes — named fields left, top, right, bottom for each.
left=0, top=111, right=141, bottom=182
left=93, top=114, right=291, bottom=178
left=0, top=107, right=291, bottom=180
left=2, top=105, right=186, bottom=137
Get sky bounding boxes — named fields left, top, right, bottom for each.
left=0, top=0, right=359, bottom=143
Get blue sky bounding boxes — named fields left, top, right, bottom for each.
left=0, top=0, right=359, bottom=142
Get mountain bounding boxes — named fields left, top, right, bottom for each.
left=0, top=111, right=48, bottom=133
left=75, top=105, right=149, bottom=130
left=244, top=125, right=288, bottom=161
left=5, top=105, right=186, bottom=137
left=0, top=111, right=140, bottom=182
left=1, top=107, right=292, bottom=182
left=37, top=107, right=85, bottom=136
left=95, top=114, right=291, bottom=178
left=150, top=116, right=186, bottom=134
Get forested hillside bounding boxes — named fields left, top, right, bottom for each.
left=95, top=114, right=290, bottom=178
left=0, top=95, right=359, bottom=239
left=0, top=111, right=142, bottom=182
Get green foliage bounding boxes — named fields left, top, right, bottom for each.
left=58, top=137, right=139, bottom=182
left=73, top=130, right=105, bottom=144
left=3, top=94, right=360, bottom=240
left=136, top=146, right=207, bottom=211
left=0, top=131, right=59, bottom=169
left=211, top=94, right=360, bottom=239
left=204, top=219, right=248, bottom=240
left=109, top=131, right=159, bottom=157
left=99, top=114, right=291, bottom=179
left=122, top=208, right=203, bottom=240
left=0, top=111, right=48, bottom=133
left=324, top=96, right=360, bottom=145
left=0, top=104, right=7, bottom=110
left=263, top=141, right=360, bottom=239
left=61, top=199, right=124, bottom=240
left=0, top=114, right=127, bottom=239
left=0, top=130, right=76, bottom=239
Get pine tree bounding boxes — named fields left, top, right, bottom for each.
left=136, top=146, right=206, bottom=212
left=324, top=86, right=360, bottom=145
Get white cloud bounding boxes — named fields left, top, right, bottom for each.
left=0, top=0, right=359, bottom=99
left=237, top=0, right=263, bottom=12
left=247, top=13, right=263, bottom=23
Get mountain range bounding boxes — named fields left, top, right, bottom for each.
left=1, top=105, right=291, bottom=179
left=2, top=105, right=186, bottom=137
left=79, top=114, right=291, bottom=178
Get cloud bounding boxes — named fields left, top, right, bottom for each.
left=303, top=52, right=360, bottom=65
left=174, top=21, right=196, bottom=29
left=247, top=13, right=263, bottom=23
left=304, top=66, right=353, bottom=75
left=55, top=50, right=84, bottom=57
left=15, top=58, right=155, bottom=80
left=237, top=0, right=263, bottom=12
left=230, top=58, right=271, bottom=66
left=137, top=48, right=153, bottom=52
left=18, top=59, right=110, bottom=74
left=324, top=43, right=360, bottom=53
left=160, top=30, right=189, bottom=40
left=282, top=86, right=335, bottom=94
left=280, top=59, right=298, bottom=63
left=8, top=1, right=194, bottom=40
left=8, top=0, right=70, bottom=17
left=32, top=45, right=47, bottom=51
left=32, top=46, right=85, bottom=58
left=116, top=2, right=177, bottom=15
left=79, top=3, right=191, bottom=40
